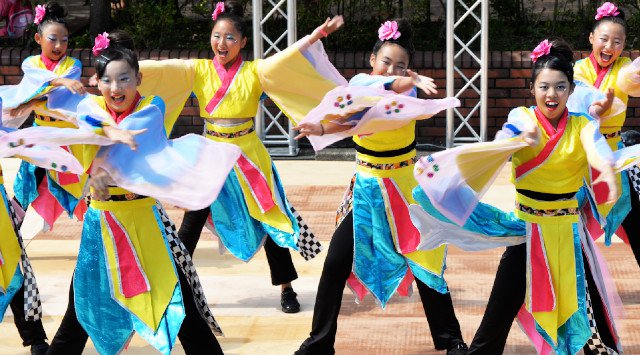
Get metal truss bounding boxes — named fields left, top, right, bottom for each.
left=446, top=0, right=488, bottom=147
left=252, top=0, right=299, bottom=156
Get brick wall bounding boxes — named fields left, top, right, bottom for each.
left=3, top=47, right=640, bottom=147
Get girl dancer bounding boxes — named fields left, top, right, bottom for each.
left=0, top=2, right=89, bottom=232
left=572, top=2, right=640, bottom=267
left=295, top=19, right=468, bottom=355
left=410, top=39, right=633, bottom=354
left=47, top=33, right=241, bottom=354
left=137, top=0, right=345, bottom=313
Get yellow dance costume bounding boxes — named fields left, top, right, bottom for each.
left=138, top=36, right=344, bottom=261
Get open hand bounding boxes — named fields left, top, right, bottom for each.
left=103, top=126, right=147, bottom=150
left=54, top=78, right=86, bottom=95
left=519, top=126, right=540, bottom=147
left=313, top=15, right=344, bottom=38
left=590, top=87, right=615, bottom=120
left=407, top=69, right=437, bottom=95
left=293, top=122, right=324, bottom=140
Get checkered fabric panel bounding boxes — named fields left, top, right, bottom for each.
left=8, top=200, right=42, bottom=321
left=628, top=165, right=640, bottom=197
left=584, top=283, right=618, bottom=355
left=290, top=206, right=322, bottom=260
left=156, top=204, right=224, bottom=336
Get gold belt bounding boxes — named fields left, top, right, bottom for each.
left=515, top=201, right=578, bottom=217
left=356, top=156, right=418, bottom=170
left=206, top=126, right=254, bottom=138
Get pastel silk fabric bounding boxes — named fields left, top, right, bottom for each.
left=616, top=56, right=640, bottom=97
left=0, top=55, right=86, bottom=127
left=138, top=35, right=347, bottom=135
left=299, top=81, right=460, bottom=151
left=77, top=95, right=241, bottom=210
left=410, top=107, right=631, bottom=353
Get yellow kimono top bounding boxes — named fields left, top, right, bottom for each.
left=138, top=38, right=343, bottom=232
left=574, top=56, right=631, bottom=147
left=138, top=36, right=341, bottom=134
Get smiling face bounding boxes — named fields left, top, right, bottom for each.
left=531, top=68, right=573, bottom=122
left=589, top=21, right=625, bottom=68
left=35, top=22, right=69, bottom=61
left=369, top=42, right=410, bottom=76
left=97, top=59, right=141, bottom=113
left=210, top=19, right=247, bottom=68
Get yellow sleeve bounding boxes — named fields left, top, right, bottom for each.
left=138, top=59, right=195, bottom=135
left=256, top=40, right=341, bottom=126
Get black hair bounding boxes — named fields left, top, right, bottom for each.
left=372, top=18, right=415, bottom=65
left=95, top=47, right=139, bottom=79
left=107, top=30, right=135, bottom=51
left=531, top=38, right=574, bottom=84
left=593, top=4, right=626, bottom=35
left=213, top=1, right=247, bottom=38
left=37, top=2, right=67, bottom=34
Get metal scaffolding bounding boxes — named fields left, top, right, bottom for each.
left=252, top=0, right=298, bottom=156
left=446, top=0, right=489, bottom=147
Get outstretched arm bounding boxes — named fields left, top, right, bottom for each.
left=50, top=77, right=86, bottom=95
left=306, top=15, right=344, bottom=46
left=389, top=70, right=438, bottom=96
left=293, top=121, right=349, bottom=140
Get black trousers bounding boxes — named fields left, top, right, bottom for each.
left=47, top=266, right=223, bottom=355
left=468, top=244, right=618, bottom=354
left=300, top=212, right=464, bottom=354
left=9, top=167, right=48, bottom=347
left=179, top=207, right=298, bottom=286
left=9, top=285, right=48, bottom=347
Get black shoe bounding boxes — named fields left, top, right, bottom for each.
left=281, top=287, right=300, bottom=313
left=293, top=344, right=310, bottom=355
left=30, top=342, right=49, bottom=355
left=447, top=342, right=469, bottom=355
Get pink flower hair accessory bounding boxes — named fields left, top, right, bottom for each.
left=595, top=2, right=620, bottom=20
left=212, top=2, right=225, bottom=21
left=92, top=32, right=110, bottom=56
left=34, top=4, right=46, bottom=25
left=530, top=39, right=552, bottom=63
left=378, top=20, right=401, bottom=41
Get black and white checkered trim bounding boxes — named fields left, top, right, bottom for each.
left=628, top=165, right=640, bottom=198
left=290, top=206, right=322, bottom=260
left=584, top=283, right=618, bottom=355
left=8, top=199, right=42, bottom=321
left=156, top=204, right=223, bottom=336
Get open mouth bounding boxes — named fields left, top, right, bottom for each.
left=545, top=101, right=559, bottom=111
left=218, top=50, right=228, bottom=57
left=600, top=52, right=613, bottom=63
left=111, top=94, right=126, bottom=104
